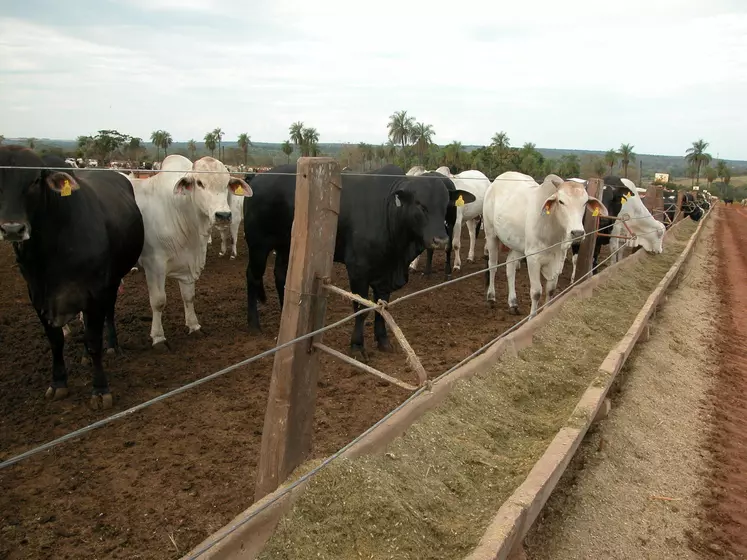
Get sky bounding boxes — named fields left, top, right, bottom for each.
left=1, top=0, right=746, bottom=159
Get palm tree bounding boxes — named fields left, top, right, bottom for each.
left=187, top=139, right=197, bottom=160
left=411, top=122, right=435, bottom=164
left=161, top=131, right=173, bottom=156
left=150, top=130, right=164, bottom=160
left=289, top=121, right=305, bottom=153
left=716, top=159, right=728, bottom=183
left=301, top=127, right=319, bottom=157
left=237, top=133, right=252, bottom=166
left=281, top=140, right=293, bottom=163
left=491, top=132, right=510, bottom=150
left=376, top=144, right=386, bottom=166
left=617, top=144, right=635, bottom=178
left=212, top=127, right=224, bottom=159
left=204, top=131, right=217, bottom=157
left=604, top=149, right=618, bottom=175
left=685, top=139, right=712, bottom=185
left=387, top=110, right=415, bottom=151
left=444, top=141, right=464, bottom=168
left=593, top=158, right=606, bottom=178
left=704, top=166, right=718, bottom=191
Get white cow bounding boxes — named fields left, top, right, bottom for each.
left=214, top=191, right=244, bottom=259
left=128, top=155, right=252, bottom=349
left=483, top=172, right=607, bottom=317
left=607, top=178, right=665, bottom=264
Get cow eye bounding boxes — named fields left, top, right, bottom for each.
left=558, top=200, right=565, bottom=205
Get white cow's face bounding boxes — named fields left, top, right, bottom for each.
left=173, top=175, right=252, bottom=226
left=542, top=182, right=607, bottom=244
left=634, top=218, right=665, bottom=254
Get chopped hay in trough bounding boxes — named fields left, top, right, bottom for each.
left=258, top=221, right=697, bottom=560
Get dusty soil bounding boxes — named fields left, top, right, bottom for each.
left=524, top=213, right=716, bottom=560
left=694, top=206, right=747, bottom=559
left=0, top=227, right=577, bottom=559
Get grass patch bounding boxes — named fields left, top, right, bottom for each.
left=258, top=220, right=698, bottom=560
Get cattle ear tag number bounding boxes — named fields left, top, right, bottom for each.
left=60, top=179, right=73, bottom=197
left=234, top=185, right=245, bottom=195
left=455, top=195, right=465, bottom=207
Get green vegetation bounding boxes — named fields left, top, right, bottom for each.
left=258, top=221, right=696, bottom=560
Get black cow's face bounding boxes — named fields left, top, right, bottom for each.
left=602, top=184, right=635, bottom=217
left=0, top=147, right=81, bottom=242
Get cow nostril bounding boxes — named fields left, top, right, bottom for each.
left=570, top=229, right=585, bottom=241
left=215, top=212, right=232, bottom=222
left=0, top=223, right=27, bottom=237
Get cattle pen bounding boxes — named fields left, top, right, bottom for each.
left=0, top=159, right=708, bottom=560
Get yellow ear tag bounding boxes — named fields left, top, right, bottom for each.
left=621, top=195, right=628, bottom=203
left=592, top=207, right=600, bottom=217
left=234, top=185, right=244, bottom=195
left=60, top=179, right=72, bottom=197
left=455, top=195, right=465, bottom=207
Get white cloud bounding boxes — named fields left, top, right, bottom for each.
left=1, top=0, right=746, bottom=158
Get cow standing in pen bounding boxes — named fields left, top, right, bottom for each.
left=0, top=146, right=144, bottom=409
left=243, top=163, right=475, bottom=360
left=483, top=172, right=607, bottom=318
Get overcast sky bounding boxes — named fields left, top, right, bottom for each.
left=1, top=0, right=746, bottom=158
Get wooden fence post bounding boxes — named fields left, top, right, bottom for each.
left=644, top=184, right=657, bottom=214
left=254, top=157, right=342, bottom=501
left=575, top=178, right=603, bottom=282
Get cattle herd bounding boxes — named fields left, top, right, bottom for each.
left=0, top=146, right=711, bottom=410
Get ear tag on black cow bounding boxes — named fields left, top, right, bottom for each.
left=621, top=194, right=629, bottom=203
left=455, top=195, right=465, bottom=207
left=60, top=179, right=73, bottom=197
left=395, top=194, right=401, bottom=207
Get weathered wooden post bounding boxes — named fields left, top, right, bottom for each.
left=254, top=157, right=342, bottom=501
left=575, top=178, right=603, bottom=282
left=644, top=184, right=657, bottom=214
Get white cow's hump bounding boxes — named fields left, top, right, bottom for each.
left=161, top=154, right=193, bottom=172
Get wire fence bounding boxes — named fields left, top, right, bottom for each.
left=0, top=203, right=677, bottom=471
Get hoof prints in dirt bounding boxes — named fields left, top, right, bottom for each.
left=0, top=230, right=576, bottom=559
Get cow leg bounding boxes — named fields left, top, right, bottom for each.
left=527, top=257, right=543, bottom=318
left=485, top=235, right=501, bottom=308
left=544, top=262, right=560, bottom=305
left=452, top=209, right=464, bottom=271
left=348, top=276, right=370, bottom=362
left=178, top=280, right=202, bottom=336
left=503, top=249, right=523, bottom=314
left=273, top=248, right=290, bottom=309
left=143, top=261, right=169, bottom=350
left=592, top=241, right=603, bottom=274
left=372, top=287, right=393, bottom=353
left=246, top=245, right=272, bottom=333
left=571, top=253, right=578, bottom=284
left=444, top=219, right=454, bottom=280
left=219, top=227, right=229, bottom=257
left=466, top=217, right=478, bottom=264
left=36, top=310, right=69, bottom=401
left=409, top=253, right=421, bottom=272
left=424, top=249, right=434, bottom=277
left=83, top=306, right=113, bottom=410
left=229, top=219, right=241, bottom=259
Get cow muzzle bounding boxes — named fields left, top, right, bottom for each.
left=569, top=229, right=585, bottom=243
left=0, top=222, right=30, bottom=242
left=430, top=236, right=449, bottom=250
left=215, top=211, right=232, bottom=223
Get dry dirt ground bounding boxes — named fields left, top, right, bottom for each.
left=525, top=213, right=718, bottom=560
left=0, top=226, right=584, bottom=560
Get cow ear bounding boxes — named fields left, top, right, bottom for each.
left=450, top=189, right=476, bottom=207
left=228, top=178, right=253, bottom=197
left=541, top=193, right=558, bottom=215
left=586, top=197, right=608, bottom=217
left=174, top=176, right=197, bottom=195
left=46, top=172, right=80, bottom=197
left=393, top=189, right=414, bottom=208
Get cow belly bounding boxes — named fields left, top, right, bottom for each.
left=42, top=282, right=95, bottom=327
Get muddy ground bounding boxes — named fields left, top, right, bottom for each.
left=0, top=227, right=579, bottom=559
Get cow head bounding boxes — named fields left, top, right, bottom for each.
left=174, top=165, right=252, bottom=226
left=394, top=174, right=476, bottom=249
left=601, top=176, right=636, bottom=218
left=541, top=179, right=607, bottom=244
left=619, top=194, right=666, bottom=254
left=0, top=147, right=81, bottom=242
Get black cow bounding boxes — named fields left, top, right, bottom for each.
left=0, top=147, right=145, bottom=409
left=568, top=176, right=634, bottom=274
left=682, top=192, right=704, bottom=221
left=243, top=163, right=475, bottom=360
left=724, top=197, right=734, bottom=206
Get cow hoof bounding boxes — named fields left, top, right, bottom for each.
left=508, top=306, right=521, bottom=315
left=377, top=340, right=395, bottom=353
left=189, top=328, right=205, bottom=337
left=488, top=300, right=496, bottom=309
left=81, top=355, right=92, bottom=367
left=90, top=393, right=113, bottom=410
left=106, top=348, right=116, bottom=356
left=219, top=252, right=225, bottom=257
left=45, top=386, right=69, bottom=401
left=467, top=258, right=474, bottom=264
left=350, top=347, right=369, bottom=363
left=444, top=274, right=452, bottom=281
left=153, top=341, right=171, bottom=352
left=230, top=255, right=236, bottom=260
left=453, top=265, right=461, bottom=272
